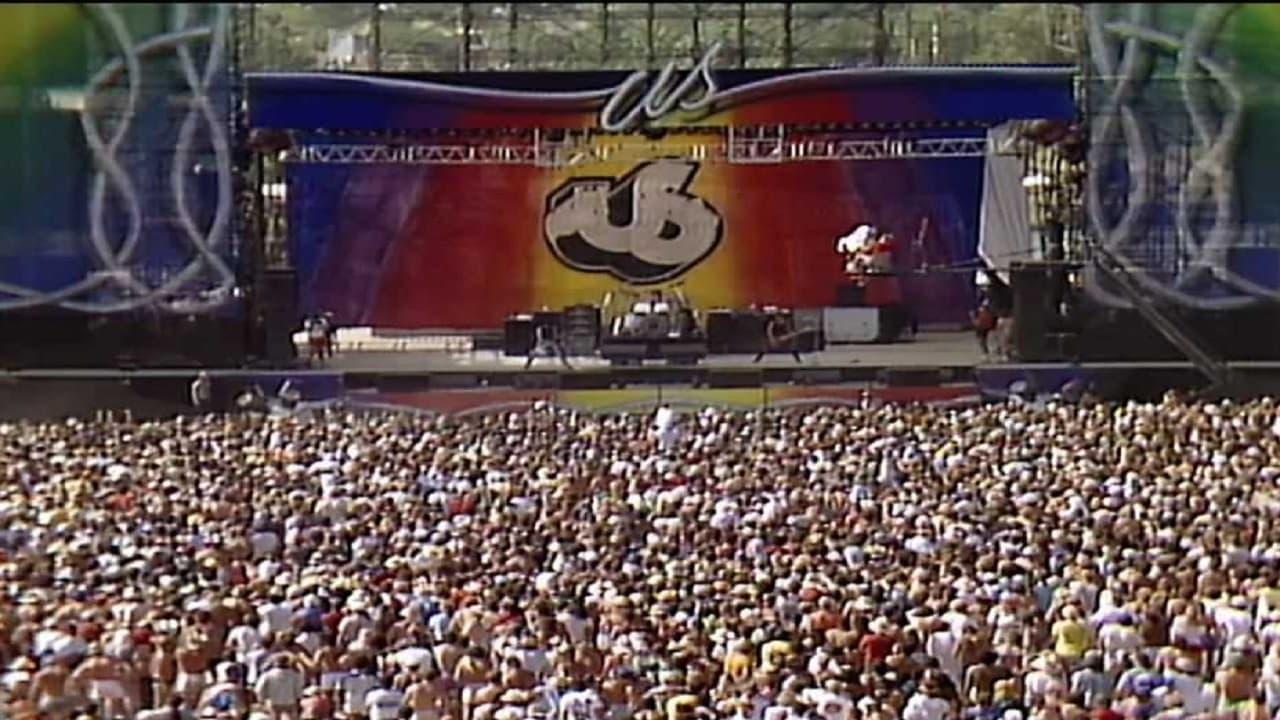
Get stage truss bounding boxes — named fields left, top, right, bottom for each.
left=283, top=125, right=990, bottom=167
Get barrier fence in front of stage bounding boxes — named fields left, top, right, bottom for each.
left=0, top=369, right=981, bottom=421
left=342, top=383, right=982, bottom=417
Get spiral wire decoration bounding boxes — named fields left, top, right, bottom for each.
left=0, top=3, right=236, bottom=314
left=1083, top=3, right=1277, bottom=310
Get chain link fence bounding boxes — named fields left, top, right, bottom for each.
left=238, top=3, right=1082, bottom=73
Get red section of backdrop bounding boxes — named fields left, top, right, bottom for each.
left=726, top=162, right=861, bottom=308
left=371, top=164, right=543, bottom=328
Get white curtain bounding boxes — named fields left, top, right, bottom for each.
left=978, top=122, right=1033, bottom=284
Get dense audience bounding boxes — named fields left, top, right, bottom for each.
left=2, top=395, right=1280, bottom=720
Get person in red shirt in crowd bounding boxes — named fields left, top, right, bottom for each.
left=861, top=617, right=898, bottom=667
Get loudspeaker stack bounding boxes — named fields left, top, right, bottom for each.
left=260, top=269, right=299, bottom=367
left=1010, top=262, right=1055, bottom=362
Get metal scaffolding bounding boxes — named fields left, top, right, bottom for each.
left=284, top=127, right=989, bottom=167
left=240, top=3, right=1082, bottom=73
left=726, top=129, right=987, bottom=163
left=288, top=142, right=545, bottom=165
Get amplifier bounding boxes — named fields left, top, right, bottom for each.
left=532, top=311, right=563, bottom=333
left=823, top=307, right=880, bottom=343
left=835, top=283, right=865, bottom=307
left=261, top=269, right=299, bottom=366
left=562, top=304, right=601, bottom=356
left=706, top=310, right=736, bottom=354
left=503, top=316, right=534, bottom=356
left=706, top=310, right=767, bottom=354
left=792, top=308, right=825, bottom=352
left=1011, top=262, right=1055, bottom=361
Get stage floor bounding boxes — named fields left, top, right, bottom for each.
left=8, top=327, right=1280, bottom=419
left=325, top=330, right=986, bottom=373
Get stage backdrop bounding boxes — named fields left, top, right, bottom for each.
left=249, top=61, right=1074, bottom=328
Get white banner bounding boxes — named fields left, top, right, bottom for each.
left=977, top=122, right=1033, bottom=284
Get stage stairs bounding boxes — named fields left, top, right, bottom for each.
left=1087, top=240, right=1233, bottom=395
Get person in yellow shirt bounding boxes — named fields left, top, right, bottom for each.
left=1052, top=605, right=1093, bottom=661
left=665, top=693, right=701, bottom=720
left=761, top=639, right=795, bottom=673
left=723, top=640, right=755, bottom=688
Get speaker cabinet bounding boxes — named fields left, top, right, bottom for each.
left=504, top=316, right=535, bottom=356
left=562, top=304, right=601, bottom=356
left=792, top=308, right=825, bottom=352
left=706, top=311, right=768, bottom=354
left=1010, top=262, right=1056, bottom=362
left=706, top=311, right=735, bottom=354
left=261, top=269, right=299, bottom=367
left=835, top=282, right=866, bottom=307
left=532, top=311, right=563, bottom=332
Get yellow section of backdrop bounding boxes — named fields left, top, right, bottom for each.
left=532, top=131, right=742, bottom=313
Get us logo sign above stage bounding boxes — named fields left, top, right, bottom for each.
left=543, top=160, right=724, bottom=285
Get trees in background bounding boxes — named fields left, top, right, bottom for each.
left=242, top=3, right=1082, bottom=73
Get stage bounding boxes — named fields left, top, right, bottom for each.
left=324, top=330, right=984, bottom=374
left=7, top=328, right=1280, bottom=421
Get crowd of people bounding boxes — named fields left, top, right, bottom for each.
left=3, top=394, right=1280, bottom=720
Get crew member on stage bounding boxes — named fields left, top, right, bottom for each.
left=190, top=371, right=213, bottom=412
left=235, top=383, right=268, bottom=413
left=753, top=311, right=805, bottom=364
left=277, top=379, right=302, bottom=412
left=525, top=322, right=573, bottom=370
left=304, top=315, right=329, bottom=364
left=322, top=312, right=337, bottom=359
left=972, top=295, right=998, bottom=357
left=860, top=231, right=905, bottom=308
left=867, top=231, right=897, bottom=274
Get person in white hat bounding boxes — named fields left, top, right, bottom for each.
left=255, top=654, right=305, bottom=720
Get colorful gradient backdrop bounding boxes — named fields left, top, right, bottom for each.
left=0, top=4, right=237, bottom=314
left=253, top=67, right=1074, bottom=328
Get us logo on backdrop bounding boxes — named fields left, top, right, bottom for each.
left=543, top=160, right=724, bottom=285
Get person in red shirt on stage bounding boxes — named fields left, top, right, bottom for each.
left=868, top=232, right=897, bottom=275
left=862, top=232, right=904, bottom=307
